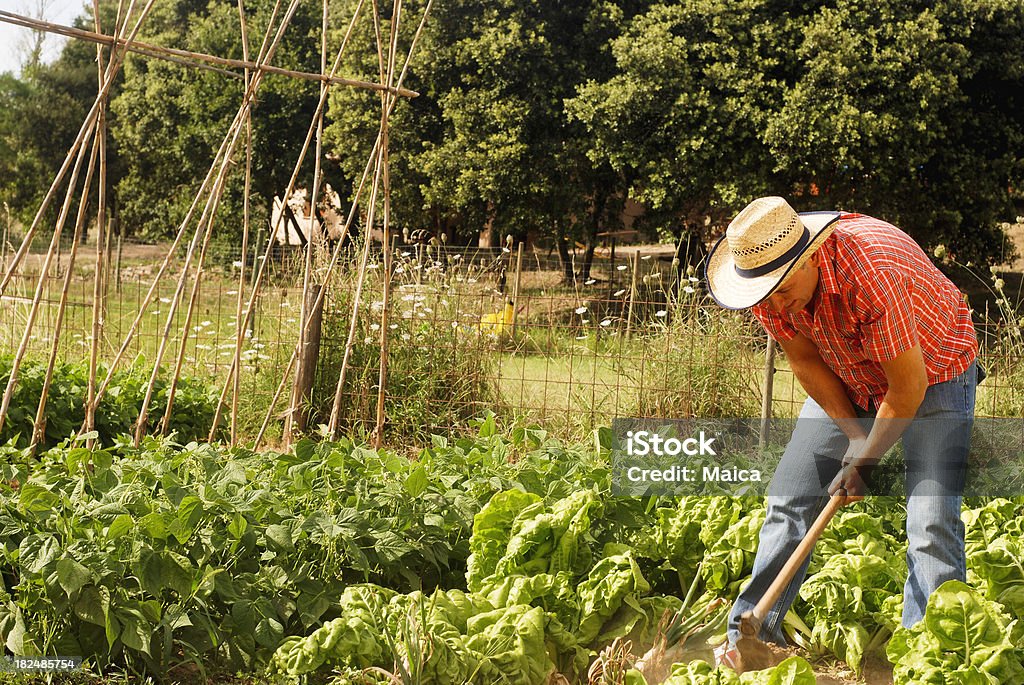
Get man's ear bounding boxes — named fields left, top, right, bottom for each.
left=806, top=251, right=821, bottom=268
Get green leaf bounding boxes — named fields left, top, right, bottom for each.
left=266, top=524, right=294, bottom=552
left=404, top=464, right=429, bottom=498
left=107, top=514, right=135, bottom=540
left=56, top=558, right=91, bottom=596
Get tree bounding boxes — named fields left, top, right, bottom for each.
left=764, top=0, right=1024, bottom=263
left=569, top=0, right=1024, bottom=266
left=326, top=0, right=650, bottom=282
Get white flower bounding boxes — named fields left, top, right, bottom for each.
left=159, top=297, right=171, bottom=304
left=600, top=319, right=612, bottom=327
left=616, top=265, right=627, bottom=271
left=641, top=255, right=652, bottom=261
left=390, top=323, right=399, bottom=329
left=232, top=260, right=243, bottom=269
left=364, top=337, right=373, bottom=344
left=582, top=319, right=590, bottom=324
left=227, top=290, right=238, bottom=295
left=614, top=289, right=627, bottom=297
left=395, top=267, right=405, bottom=274
left=451, top=321, right=459, bottom=328
left=576, top=335, right=588, bottom=340
left=451, top=254, right=461, bottom=261
left=367, top=263, right=380, bottom=270
left=402, top=333, right=411, bottom=341
left=401, top=251, right=411, bottom=257
left=655, top=310, right=667, bottom=317
left=688, top=276, right=699, bottom=283
left=684, top=286, right=696, bottom=294
left=585, top=279, right=596, bottom=285
left=370, top=323, right=381, bottom=331
left=575, top=306, right=588, bottom=314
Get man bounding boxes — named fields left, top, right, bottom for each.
left=704, top=196, right=981, bottom=666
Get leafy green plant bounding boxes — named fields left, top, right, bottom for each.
left=886, top=580, right=1024, bottom=684
left=0, top=355, right=218, bottom=448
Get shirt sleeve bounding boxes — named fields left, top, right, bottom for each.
left=854, top=267, right=919, bottom=362
left=751, top=303, right=798, bottom=342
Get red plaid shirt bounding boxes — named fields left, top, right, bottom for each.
left=752, top=213, right=977, bottom=410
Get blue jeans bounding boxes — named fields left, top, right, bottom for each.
left=726, top=361, right=979, bottom=646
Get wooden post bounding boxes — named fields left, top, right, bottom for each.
left=759, top=337, right=777, bottom=452
left=625, top=251, right=639, bottom=338
left=511, top=242, right=523, bottom=338
left=113, top=225, right=122, bottom=292
left=294, top=284, right=324, bottom=433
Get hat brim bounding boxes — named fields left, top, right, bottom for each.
left=705, top=211, right=842, bottom=310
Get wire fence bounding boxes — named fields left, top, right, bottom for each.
left=1, top=235, right=1022, bottom=446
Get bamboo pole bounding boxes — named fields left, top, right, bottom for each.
left=230, top=0, right=253, bottom=446
left=286, top=0, right=331, bottom=443
left=0, top=10, right=418, bottom=99
left=371, top=0, right=402, bottom=448
left=85, top=0, right=111, bottom=444
left=32, top=138, right=100, bottom=452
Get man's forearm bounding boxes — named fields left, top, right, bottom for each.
left=791, top=356, right=868, bottom=442
left=846, top=386, right=924, bottom=470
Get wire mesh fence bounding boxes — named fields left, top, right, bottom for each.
left=1, top=234, right=1021, bottom=446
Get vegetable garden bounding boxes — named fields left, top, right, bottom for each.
left=2, top=0, right=1024, bottom=682
left=2, top=416, right=1023, bottom=683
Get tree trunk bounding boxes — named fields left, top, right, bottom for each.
left=577, top=188, right=607, bottom=282
left=556, top=228, right=574, bottom=284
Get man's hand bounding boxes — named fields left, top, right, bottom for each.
left=828, top=437, right=868, bottom=503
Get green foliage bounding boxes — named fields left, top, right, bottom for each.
left=0, top=355, right=216, bottom=448
left=569, top=0, right=1024, bottom=262
left=659, top=655, right=816, bottom=685
left=886, top=580, right=1024, bottom=684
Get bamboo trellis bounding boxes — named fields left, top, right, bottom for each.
left=0, top=0, right=427, bottom=450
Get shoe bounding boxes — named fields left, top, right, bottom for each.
left=713, top=642, right=742, bottom=670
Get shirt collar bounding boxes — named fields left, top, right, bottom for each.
left=814, top=233, right=841, bottom=298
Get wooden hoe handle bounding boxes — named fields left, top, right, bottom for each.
left=749, top=493, right=846, bottom=626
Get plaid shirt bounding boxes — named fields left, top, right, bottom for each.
left=752, top=213, right=977, bottom=410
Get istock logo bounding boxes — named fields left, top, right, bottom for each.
left=624, top=430, right=717, bottom=457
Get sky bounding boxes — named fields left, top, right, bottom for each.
left=0, top=0, right=85, bottom=75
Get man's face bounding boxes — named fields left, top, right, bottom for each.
left=764, top=254, right=820, bottom=315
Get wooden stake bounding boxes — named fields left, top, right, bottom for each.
left=230, top=0, right=252, bottom=446
left=759, top=338, right=777, bottom=452
left=625, top=251, right=639, bottom=338
left=511, top=242, right=523, bottom=338
left=294, top=284, right=324, bottom=433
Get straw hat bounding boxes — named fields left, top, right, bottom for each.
left=705, top=197, right=841, bottom=310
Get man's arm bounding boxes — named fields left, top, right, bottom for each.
left=778, top=332, right=868, bottom=443
left=828, top=343, right=928, bottom=498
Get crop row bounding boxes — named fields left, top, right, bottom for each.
left=0, top=415, right=1021, bottom=683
